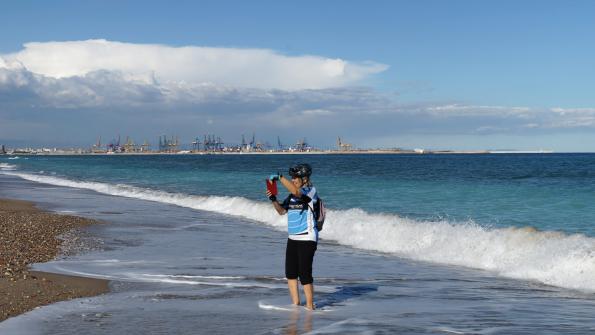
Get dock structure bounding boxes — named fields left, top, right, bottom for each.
left=240, top=134, right=249, bottom=151
left=15, top=135, right=556, bottom=155
left=277, top=136, right=285, bottom=151
left=121, top=137, right=150, bottom=153
left=91, top=136, right=150, bottom=153
left=158, top=136, right=165, bottom=152
left=91, top=137, right=104, bottom=153
left=140, top=140, right=151, bottom=152
left=86, top=133, right=346, bottom=154
left=252, top=133, right=266, bottom=151
left=158, top=135, right=179, bottom=153
left=170, top=136, right=179, bottom=152
left=203, top=134, right=223, bottom=152
left=106, top=135, right=123, bottom=153
left=294, top=138, right=311, bottom=152
left=337, top=137, right=353, bottom=151
left=123, top=136, right=137, bottom=153
left=240, top=133, right=261, bottom=152
left=191, top=137, right=201, bottom=152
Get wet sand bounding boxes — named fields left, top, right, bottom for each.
left=0, top=198, right=109, bottom=322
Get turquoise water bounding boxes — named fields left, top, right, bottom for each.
left=2, top=153, right=595, bottom=235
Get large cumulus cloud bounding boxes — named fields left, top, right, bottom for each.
left=1, top=39, right=388, bottom=90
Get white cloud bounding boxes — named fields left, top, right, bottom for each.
left=426, top=104, right=532, bottom=117
left=0, top=67, right=163, bottom=108
left=1, top=39, right=388, bottom=90
left=475, top=126, right=507, bottom=133
left=543, top=116, right=595, bottom=128
left=550, top=107, right=595, bottom=115
left=301, top=109, right=334, bottom=116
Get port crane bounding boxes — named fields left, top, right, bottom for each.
left=337, top=137, right=353, bottom=151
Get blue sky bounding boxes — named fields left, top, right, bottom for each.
left=1, top=1, right=595, bottom=151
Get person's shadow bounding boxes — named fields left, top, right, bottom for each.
left=316, top=284, right=378, bottom=309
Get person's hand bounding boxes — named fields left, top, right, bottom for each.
left=265, top=190, right=277, bottom=202
left=269, top=173, right=280, bottom=181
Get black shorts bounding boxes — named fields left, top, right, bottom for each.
left=285, top=238, right=317, bottom=285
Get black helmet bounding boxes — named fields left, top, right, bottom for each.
left=289, top=163, right=312, bottom=178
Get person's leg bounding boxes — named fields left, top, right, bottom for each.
left=303, top=283, right=315, bottom=310
left=287, top=279, right=300, bottom=305
left=297, top=241, right=317, bottom=310
left=285, top=239, right=300, bottom=305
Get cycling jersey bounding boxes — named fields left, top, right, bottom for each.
left=281, top=186, right=318, bottom=242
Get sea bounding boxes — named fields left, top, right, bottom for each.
left=1, top=153, right=595, bottom=334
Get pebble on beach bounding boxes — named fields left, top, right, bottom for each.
left=0, top=199, right=109, bottom=322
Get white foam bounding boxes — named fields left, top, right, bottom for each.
left=131, top=273, right=287, bottom=289
left=57, top=210, right=77, bottom=214
left=0, top=163, right=17, bottom=170
left=4, top=171, right=595, bottom=292
left=258, top=299, right=300, bottom=311
left=258, top=297, right=335, bottom=312
left=142, top=274, right=246, bottom=280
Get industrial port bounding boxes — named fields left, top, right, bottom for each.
left=0, top=135, right=553, bottom=155
left=86, top=134, right=332, bottom=154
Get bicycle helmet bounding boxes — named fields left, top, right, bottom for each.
left=288, top=163, right=312, bottom=178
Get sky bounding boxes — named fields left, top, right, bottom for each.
left=1, top=0, right=595, bottom=151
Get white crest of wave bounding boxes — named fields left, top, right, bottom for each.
left=2, top=171, right=286, bottom=229
left=324, top=209, right=595, bottom=291
left=0, top=163, right=17, bottom=170
left=4, top=171, right=595, bottom=292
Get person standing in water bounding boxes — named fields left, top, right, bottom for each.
left=266, top=163, right=318, bottom=310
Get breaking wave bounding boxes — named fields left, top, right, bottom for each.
left=0, top=163, right=17, bottom=170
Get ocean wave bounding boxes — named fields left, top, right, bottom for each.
left=0, top=163, right=17, bottom=170
left=3, top=170, right=595, bottom=292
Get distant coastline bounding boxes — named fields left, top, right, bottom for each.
left=0, top=149, right=558, bottom=156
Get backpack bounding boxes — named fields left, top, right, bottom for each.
left=312, top=197, right=326, bottom=231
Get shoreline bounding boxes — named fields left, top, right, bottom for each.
left=0, top=198, right=109, bottom=322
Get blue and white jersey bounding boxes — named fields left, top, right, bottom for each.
left=281, top=186, right=318, bottom=242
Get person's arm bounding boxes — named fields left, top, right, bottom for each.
left=266, top=190, right=287, bottom=215
left=270, top=173, right=301, bottom=197
left=272, top=198, right=287, bottom=215
left=277, top=176, right=314, bottom=204
left=279, top=175, right=301, bottom=197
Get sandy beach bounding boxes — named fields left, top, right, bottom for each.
left=0, top=198, right=109, bottom=322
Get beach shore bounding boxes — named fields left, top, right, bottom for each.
left=0, top=198, right=109, bottom=322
